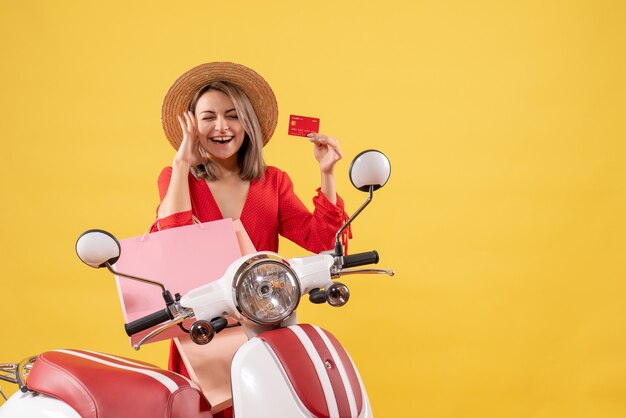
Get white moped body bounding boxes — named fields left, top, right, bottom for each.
left=0, top=391, right=80, bottom=418
left=231, top=326, right=372, bottom=418
left=0, top=150, right=392, bottom=418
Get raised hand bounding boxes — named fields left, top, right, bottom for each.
left=307, top=133, right=343, bottom=174
left=174, top=111, right=207, bottom=167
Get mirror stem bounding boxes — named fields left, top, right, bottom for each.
left=105, top=262, right=167, bottom=293
left=334, top=185, right=374, bottom=256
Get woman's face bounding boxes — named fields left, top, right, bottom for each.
left=194, top=89, right=246, bottom=166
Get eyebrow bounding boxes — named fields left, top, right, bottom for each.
left=199, top=108, right=237, bottom=115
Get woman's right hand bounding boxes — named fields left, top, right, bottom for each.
left=173, top=111, right=207, bottom=167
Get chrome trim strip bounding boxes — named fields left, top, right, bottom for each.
left=16, top=356, right=37, bottom=393
left=0, top=363, right=18, bottom=384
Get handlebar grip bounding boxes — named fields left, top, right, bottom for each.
left=342, top=250, right=379, bottom=269
left=211, top=317, right=228, bottom=333
left=125, top=308, right=172, bottom=336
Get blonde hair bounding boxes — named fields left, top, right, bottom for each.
left=189, top=81, right=266, bottom=181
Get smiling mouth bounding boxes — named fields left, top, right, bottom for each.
left=210, top=136, right=233, bottom=144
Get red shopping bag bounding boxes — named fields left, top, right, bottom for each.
left=113, top=219, right=242, bottom=346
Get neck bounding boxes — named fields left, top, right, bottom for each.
left=212, top=157, right=240, bottom=179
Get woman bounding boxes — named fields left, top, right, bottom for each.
left=154, top=62, right=348, bottom=253
left=153, top=62, right=350, bottom=417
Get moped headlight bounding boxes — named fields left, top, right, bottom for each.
left=233, top=255, right=300, bottom=325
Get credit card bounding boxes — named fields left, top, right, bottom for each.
left=288, top=114, right=320, bottom=137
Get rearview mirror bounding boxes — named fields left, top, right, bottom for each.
left=334, top=150, right=391, bottom=256
left=349, top=150, right=391, bottom=192
left=75, top=229, right=121, bottom=268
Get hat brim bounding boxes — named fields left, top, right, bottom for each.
left=161, top=62, right=278, bottom=150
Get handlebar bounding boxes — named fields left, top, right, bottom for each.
left=125, top=308, right=173, bottom=336
left=342, top=251, right=379, bottom=269
left=123, top=251, right=384, bottom=336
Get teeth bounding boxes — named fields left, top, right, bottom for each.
left=211, top=136, right=233, bottom=143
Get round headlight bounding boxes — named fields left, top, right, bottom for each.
left=233, top=255, right=301, bottom=325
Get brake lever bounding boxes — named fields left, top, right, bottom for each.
left=332, top=268, right=395, bottom=279
left=132, top=308, right=195, bottom=351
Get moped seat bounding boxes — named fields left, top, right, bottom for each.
left=26, top=349, right=213, bottom=418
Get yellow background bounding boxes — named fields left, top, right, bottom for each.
left=1, top=1, right=625, bottom=417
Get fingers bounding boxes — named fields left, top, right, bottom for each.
left=198, top=144, right=211, bottom=162
left=178, top=111, right=198, bottom=140
left=184, top=111, right=197, bottom=133
left=177, top=114, right=187, bottom=132
left=307, top=133, right=344, bottom=158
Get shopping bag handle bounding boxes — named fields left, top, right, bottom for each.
left=140, top=215, right=203, bottom=242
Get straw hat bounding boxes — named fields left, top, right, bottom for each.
left=161, top=62, right=278, bottom=150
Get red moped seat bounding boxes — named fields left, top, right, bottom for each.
left=26, top=349, right=213, bottom=418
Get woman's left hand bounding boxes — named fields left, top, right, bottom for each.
left=308, top=133, right=344, bottom=174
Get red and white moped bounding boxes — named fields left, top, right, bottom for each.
left=0, top=150, right=393, bottom=418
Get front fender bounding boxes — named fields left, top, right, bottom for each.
left=231, top=324, right=372, bottom=418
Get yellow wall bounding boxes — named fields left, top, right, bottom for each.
left=2, top=1, right=625, bottom=416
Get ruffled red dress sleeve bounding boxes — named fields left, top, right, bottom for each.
left=276, top=169, right=350, bottom=254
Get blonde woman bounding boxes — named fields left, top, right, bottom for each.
left=154, top=62, right=350, bottom=418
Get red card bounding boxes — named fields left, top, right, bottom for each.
left=288, top=114, right=320, bottom=137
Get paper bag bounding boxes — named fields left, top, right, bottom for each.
left=114, top=219, right=242, bottom=346
left=174, top=220, right=255, bottom=412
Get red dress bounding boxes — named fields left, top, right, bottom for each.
left=151, top=166, right=350, bottom=417
left=153, top=166, right=348, bottom=253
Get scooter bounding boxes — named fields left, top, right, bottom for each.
left=0, top=150, right=393, bottom=418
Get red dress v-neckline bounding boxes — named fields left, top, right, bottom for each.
left=202, top=179, right=253, bottom=222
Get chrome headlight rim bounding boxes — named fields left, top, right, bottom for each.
left=232, top=254, right=301, bottom=326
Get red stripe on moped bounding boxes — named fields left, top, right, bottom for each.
left=259, top=324, right=363, bottom=418
left=259, top=327, right=329, bottom=417
left=299, top=324, right=353, bottom=418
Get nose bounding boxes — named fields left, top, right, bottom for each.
left=214, top=116, right=229, bottom=133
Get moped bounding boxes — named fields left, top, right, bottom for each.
left=0, top=150, right=393, bottom=418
